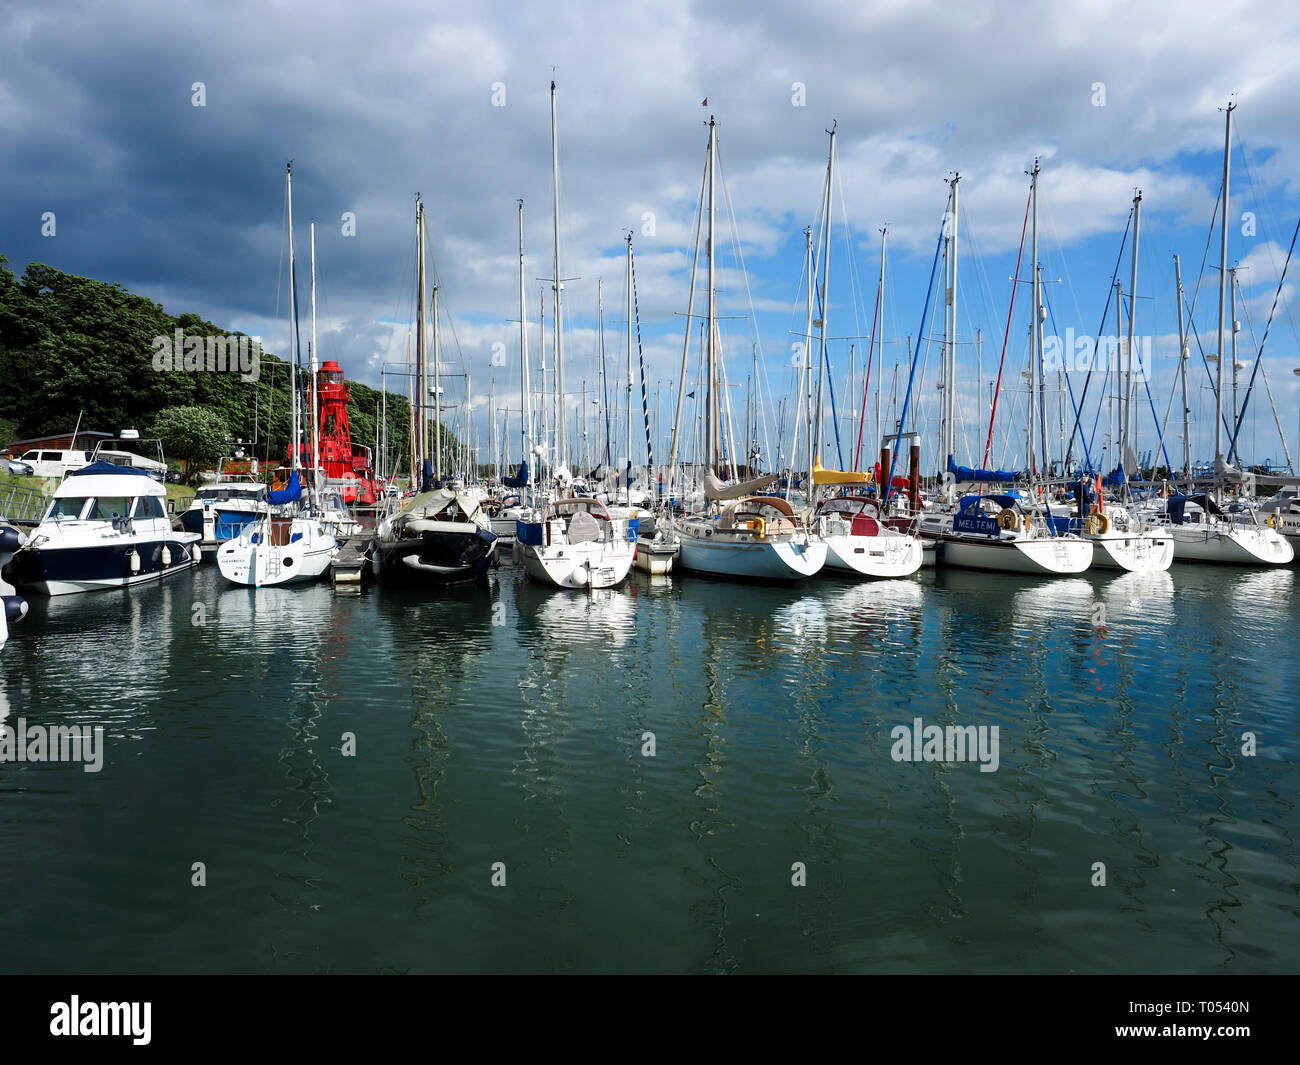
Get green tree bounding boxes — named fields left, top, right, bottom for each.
left=151, top=405, right=230, bottom=473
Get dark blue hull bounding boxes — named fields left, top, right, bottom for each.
left=3, top=537, right=199, bottom=596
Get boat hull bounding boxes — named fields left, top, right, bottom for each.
left=633, top=537, right=677, bottom=575
left=821, top=532, right=923, bottom=578
left=1087, top=530, right=1174, bottom=572
left=179, top=504, right=265, bottom=552
left=1166, top=525, right=1293, bottom=566
left=373, top=524, right=497, bottom=587
left=216, top=521, right=336, bottom=587
left=932, top=534, right=1094, bottom=575
left=677, top=533, right=826, bottom=580
left=514, top=539, right=636, bottom=589
left=5, top=536, right=201, bottom=596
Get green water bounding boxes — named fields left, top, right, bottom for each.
left=0, top=560, right=1296, bottom=973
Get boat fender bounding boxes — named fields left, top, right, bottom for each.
left=129, top=549, right=141, bottom=574
left=161, top=546, right=172, bottom=567
left=190, top=544, right=201, bottom=563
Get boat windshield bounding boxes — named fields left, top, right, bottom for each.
left=48, top=496, right=90, bottom=521
left=202, top=485, right=265, bottom=502
left=88, top=497, right=132, bottom=520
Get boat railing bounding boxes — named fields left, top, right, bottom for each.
left=0, top=481, right=51, bottom=525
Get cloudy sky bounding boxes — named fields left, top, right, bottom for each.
left=4, top=0, right=1300, bottom=475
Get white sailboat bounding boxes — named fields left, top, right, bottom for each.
left=812, top=464, right=923, bottom=578
left=921, top=493, right=1093, bottom=574
left=218, top=163, right=338, bottom=589
left=1144, top=104, right=1292, bottom=567
left=515, top=82, right=637, bottom=591
left=924, top=165, right=1093, bottom=576
left=1058, top=192, right=1172, bottom=573
left=671, top=116, right=825, bottom=582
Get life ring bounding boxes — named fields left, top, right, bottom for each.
left=1266, top=513, right=1276, bottom=528
left=743, top=516, right=767, bottom=538
left=997, top=508, right=1019, bottom=531
left=1095, top=513, right=1110, bottom=535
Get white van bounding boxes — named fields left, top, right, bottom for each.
left=12, top=448, right=93, bottom=479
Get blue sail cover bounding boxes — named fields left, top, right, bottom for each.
left=421, top=459, right=434, bottom=492
left=71, top=461, right=155, bottom=479
left=503, top=461, right=529, bottom=488
left=267, top=468, right=302, bottom=505
left=947, top=456, right=1020, bottom=483
left=1102, top=464, right=1126, bottom=487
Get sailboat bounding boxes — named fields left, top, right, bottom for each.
left=1045, top=191, right=1172, bottom=572
left=514, top=82, right=638, bottom=590
left=372, top=195, right=499, bottom=585
left=1136, top=104, right=1292, bottom=566
left=922, top=165, right=1092, bottom=575
left=793, top=126, right=922, bottom=579
left=672, top=116, right=826, bottom=582
left=217, top=163, right=338, bottom=588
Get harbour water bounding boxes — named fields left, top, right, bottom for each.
left=0, top=561, right=1296, bottom=973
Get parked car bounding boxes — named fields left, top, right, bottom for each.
left=9, top=449, right=93, bottom=479
left=6, top=459, right=33, bottom=476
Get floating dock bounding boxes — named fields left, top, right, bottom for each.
left=330, top=536, right=370, bottom=588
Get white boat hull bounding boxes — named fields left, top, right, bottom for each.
left=633, top=537, right=678, bottom=575
left=678, top=533, right=826, bottom=580
left=1166, top=525, right=1293, bottom=566
left=935, top=534, right=1094, bottom=575
left=1087, top=530, right=1174, bottom=572
left=821, top=532, right=924, bottom=578
left=217, top=523, right=337, bottom=587
left=514, top=539, right=636, bottom=589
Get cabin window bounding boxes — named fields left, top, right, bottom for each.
left=132, top=497, right=166, bottom=519
left=49, top=496, right=91, bottom=520
left=89, top=497, right=132, bottom=520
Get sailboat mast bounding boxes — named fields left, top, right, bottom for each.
left=801, top=226, right=814, bottom=492
left=813, top=125, right=836, bottom=474
left=1027, top=161, right=1039, bottom=475
left=668, top=134, right=708, bottom=495
left=433, top=284, right=441, bottom=482
left=309, top=219, right=320, bottom=489
left=551, top=81, right=566, bottom=473
left=1214, top=101, right=1234, bottom=491
left=597, top=279, right=607, bottom=468
left=286, top=163, right=299, bottom=471
left=1229, top=267, right=1239, bottom=465
left=1030, top=159, right=1048, bottom=478
left=706, top=116, right=718, bottom=474
left=1174, top=254, right=1190, bottom=484
left=626, top=233, right=634, bottom=496
left=876, top=228, right=886, bottom=464
left=518, top=199, right=531, bottom=491
left=944, top=174, right=960, bottom=472
left=1123, top=190, right=1141, bottom=498
left=416, top=198, right=427, bottom=478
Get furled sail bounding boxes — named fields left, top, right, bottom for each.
left=703, top=471, right=780, bottom=502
